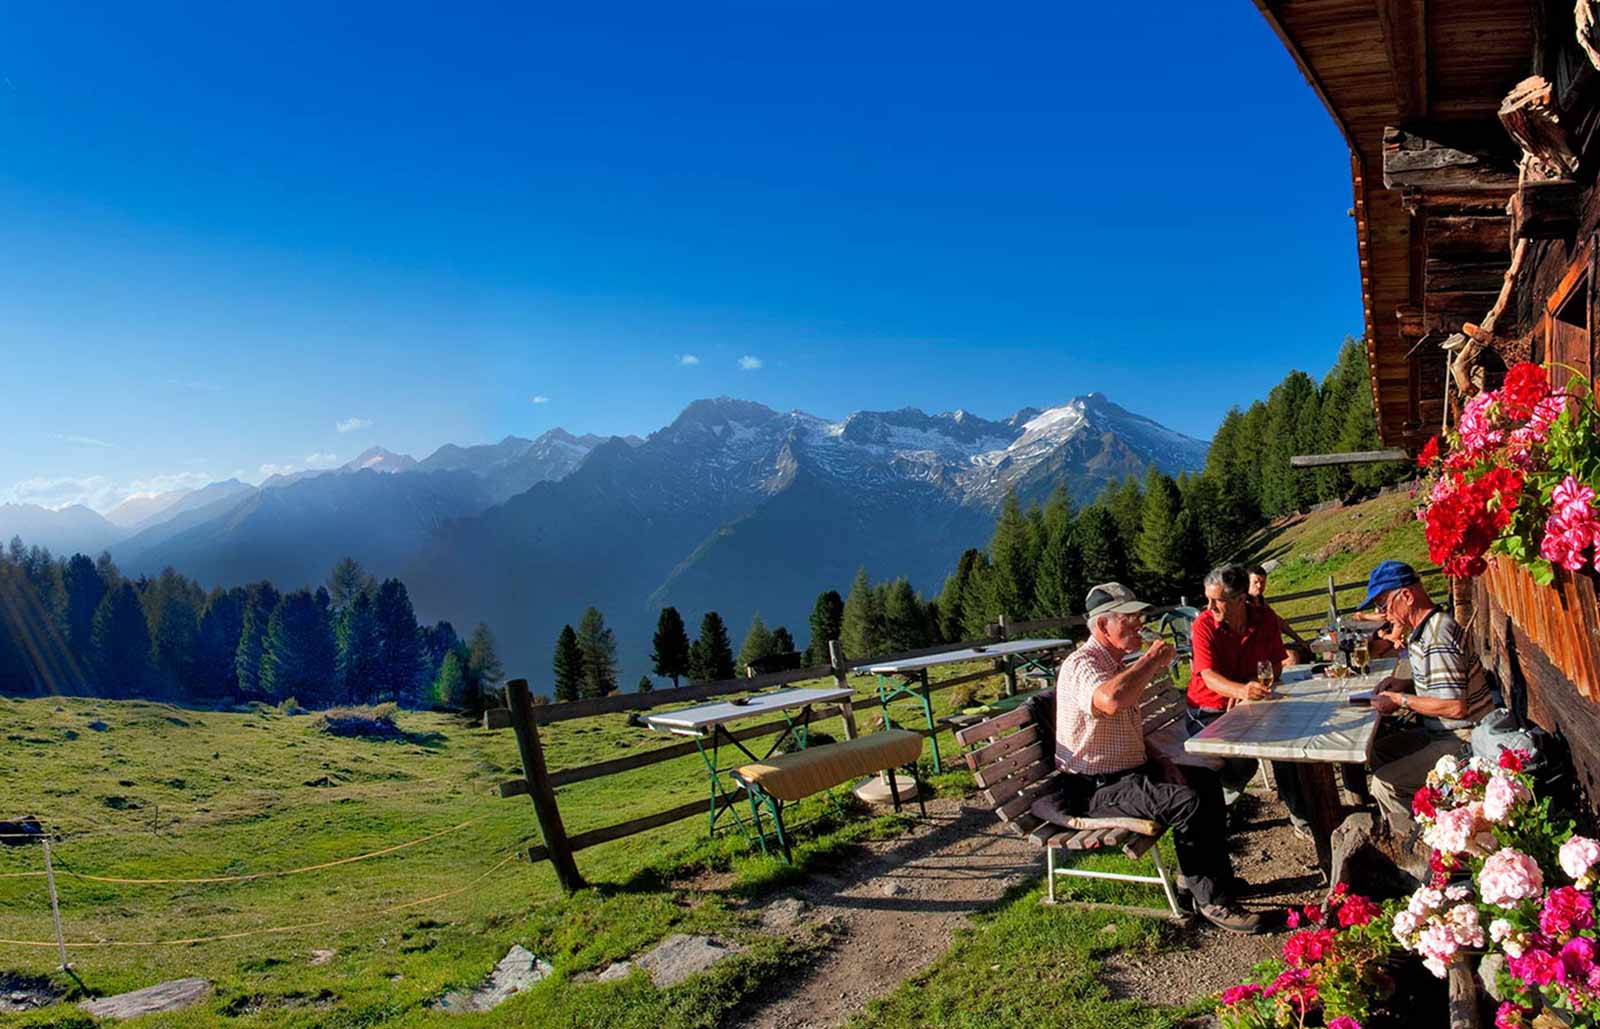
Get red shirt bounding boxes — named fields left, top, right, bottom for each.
left=1187, top=603, right=1288, bottom=711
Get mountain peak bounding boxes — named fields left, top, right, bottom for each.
left=670, top=397, right=781, bottom=430
left=344, top=447, right=418, bottom=474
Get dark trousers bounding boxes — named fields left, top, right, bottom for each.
left=1033, top=761, right=1236, bottom=906
left=1187, top=704, right=1312, bottom=829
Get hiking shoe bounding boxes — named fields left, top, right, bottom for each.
left=1198, top=900, right=1267, bottom=935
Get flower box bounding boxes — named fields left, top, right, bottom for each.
left=1483, top=556, right=1600, bottom=702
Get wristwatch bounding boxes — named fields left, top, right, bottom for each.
left=1398, top=694, right=1410, bottom=711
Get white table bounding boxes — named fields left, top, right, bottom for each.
left=1184, top=660, right=1397, bottom=872
left=864, top=639, right=1073, bottom=773
left=645, top=686, right=855, bottom=838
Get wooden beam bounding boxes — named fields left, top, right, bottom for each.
left=1511, top=178, right=1581, bottom=239
left=504, top=679, right=584, bottom=893
left=1383, top=126, right=1518, bottom=193
left=1289, top=449, right=1411, bottom=468
left=1376, top=0, right=1428, bottom=121
left=1499, top=76, right=1580, bottom=178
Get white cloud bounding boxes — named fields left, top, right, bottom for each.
left=335, top=417, right=372, bottom=434
left=124, top=471, right=214, bottom=498
left=258, top=463, right=298, bottom=480
left=678, top=354, right=701, bottom=366
left=304, top=452, right=339, bottom=469
left=738, top=355, right=763, bottom=371
left=530, top=395, right=550, bottom=404
left=7, top=475, right=118, bottom=511
left=59, top=434, right=113, bottom=449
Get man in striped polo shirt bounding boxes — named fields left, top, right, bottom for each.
left=1357, top=561, right=1493, bottom=835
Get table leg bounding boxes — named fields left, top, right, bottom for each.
left=1295, top=762, right=1341, bottom=877
left=919, top=670, right=941, bottom=774
left=1003, top=655, right=1018, bottom=697
left=693, top=729, right=751, bottom=841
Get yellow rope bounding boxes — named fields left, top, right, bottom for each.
left=0, top=851, right=518, bottom=948
left=0, top=817, right=482, bottom=884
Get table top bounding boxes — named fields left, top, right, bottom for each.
left=1182, top=659, right=1398, bottom=764
left=643, top=686, right=855, bottom=734
left=863, top=638, right=1074, bottom=675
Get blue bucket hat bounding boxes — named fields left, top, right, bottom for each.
left=1356, top=560, right=1420, bottom=611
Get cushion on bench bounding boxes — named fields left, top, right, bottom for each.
left=735, top=729, right=924, bottom=802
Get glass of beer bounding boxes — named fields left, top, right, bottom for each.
left=1256, top=660, right=1275, bottom=697
left=1352, top=638, right=1370, bottom=676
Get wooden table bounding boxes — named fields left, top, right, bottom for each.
left=864, top=639, right=1072, bottom=774
left=1183, top=660, right=1397, bottom=874
left=644, top=686, right=856, bottom=840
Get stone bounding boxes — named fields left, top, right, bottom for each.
left=759, top=896, right=811, bottom=932
left=435, top=945, right=551, bottom=1013
left=80, top=978, right=212, bottom=1019
left=1480, top=954, right=1506, bottom=1003
left=632, top=934, right=736, bottom=988
left=1326, top=812, right=1418, bottom=904
left=308, top=949, right=336, bottom=966
left=596, top=961, right=634, bottom=982
left=879, top=880, right=908, bottom=897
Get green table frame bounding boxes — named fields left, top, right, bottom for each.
left=873, top=650, right=1059, bottom=775
left=683, top=703, right=824, bottom=842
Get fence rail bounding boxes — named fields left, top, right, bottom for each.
left=487, top=566, right=1445, bottom=891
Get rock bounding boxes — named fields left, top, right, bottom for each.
left=879, top=880, right=908, bottom=897
left=1480, top=954, right=1506, bottom=1003
left=80, top=978, right=212, bottom=1019
left=435, top=945, right=550, bottom=1013
left=632, top=934, right=736, bottom=988
left=308, top=949, right=336, bottom=966
left=1326, top=812, right=1418, bottom=903
left=596, top=961, right=634, bottom=982
left=86, top=721, right=109, bottom=732
left=759, top=897, right=811, bottom=931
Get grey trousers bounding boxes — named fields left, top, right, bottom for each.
left=1369, top=724, right=1472, bottom=836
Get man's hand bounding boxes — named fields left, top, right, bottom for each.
left=1242, top=680, right=1273, bottom=701
left=1144, top=640, right=1177, bottom=668
left=1371, top=691, right=1403, bottom=715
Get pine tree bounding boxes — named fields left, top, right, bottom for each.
left=636, top=674, right=654, bottom=694
left=434, top=649, right=468, bottom=708
left=1034, top=487, right=1082, bottom=617
left=987, top=491, right=1037, bottom=619
left=938, top=550, right=981, bottom=643
left=197, top=587, right=245, bottom=698
left=464, top=623, right=502, bottom=708
left=1075, top=506, right=1130, bottom=587
left=737, top=613, right=778, bottom=671
left=771, top=625, right=796, bottom=655
left=259, top=589, right=337, bottom=704
left=689, top=611, right=735, bottom=682
left=650, top=606, right=692, bottom=686
left=234, top=582, right=280, bottom=701
left=415, top=621, right=459, bottom=706
left=839, top=567, right=884, bottom=659
left=575, top=606, right=618, bottom=697
left=327, top=557, right=370, bottom=611
left=145, top=568, right=201, bottom=698
left=958, top=552, right=999, bottom=640
left=1134, top=469, right=1185, bottom=599
left=372, top=579, right=420, bottom=704
left=552, top=625, right=583, bottom=702
left=880, top=578, right=928, bottom=652
left=336, top=590, right=381, bottom=704
left=1106, top=475, right=1147, bottom=551
left=804, top=590, right=844, bottom=665
left=60, top=553, right=105, bottom=677
left=91, top=582, right=150, bottom=699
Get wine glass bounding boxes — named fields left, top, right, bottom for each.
left=1256, top=660, right=1275, bottom=697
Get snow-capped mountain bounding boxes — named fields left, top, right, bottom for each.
left=416, top=429, right=613, bottom=505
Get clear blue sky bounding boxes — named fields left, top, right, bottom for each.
left=0, top=2, right=1362, bottom=512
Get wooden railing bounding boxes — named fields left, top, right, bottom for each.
left=484, top=566, right=1444, bottom=892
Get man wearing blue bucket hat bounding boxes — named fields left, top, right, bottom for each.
left=1357, top=561, right=1493, bottom=835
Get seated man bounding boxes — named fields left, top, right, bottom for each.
left=1187, top=564, right=1310, bottom=835
left=1246, top=564, right=1311, bottom=664
left=1034, top=581, right=1263, bottom=933
left=1358, top=561, right=1493, bottom=837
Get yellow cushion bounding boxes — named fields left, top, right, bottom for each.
left=736, top=730, right=923, bottom=802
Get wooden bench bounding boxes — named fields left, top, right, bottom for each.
left=732, top=728, right=928, bottom=862
left=954, top=678, right=1219, bottom=919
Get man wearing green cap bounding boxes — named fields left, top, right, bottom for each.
left=1357, top=561, right=1494, bottom=835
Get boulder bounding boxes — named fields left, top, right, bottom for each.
left=632, top=934, right=735, bottom=988
left=1326, top=812, right=1420, bottom=904
left=435, top=945, right=551, bottom=1013
left=80, top=978, right=211, bottom=1019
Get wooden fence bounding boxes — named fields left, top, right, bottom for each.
left=484, top=568, right=1442, bottom=892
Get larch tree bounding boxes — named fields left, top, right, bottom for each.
left=552, top=625, right=584, bottom=703
left=91, top=582, right=150, bottom=699
left=650, top=606, right=692, bottom=686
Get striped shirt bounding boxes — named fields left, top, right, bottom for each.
left=1054, top=637, right=1147, bottom=776
left=1407, top=608, right=1492, bottom=731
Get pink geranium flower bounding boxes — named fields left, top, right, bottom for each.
left=1561, top=836, right=1600, bottom=880
left=1480, top=847, right=1545, bottom=907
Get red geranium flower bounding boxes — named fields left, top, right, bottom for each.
left=1501, top=362, right=1550, bottom=418
left=1418, top=435, right=1441, bottom=468
left=1500, top=748, right=1527, bottom=772
left=1413, top=785, right=1441, bottom=819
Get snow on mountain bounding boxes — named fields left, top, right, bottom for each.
left=341, top=447, right=418, bottom=474
left=104, top=490, right=187, bottom=530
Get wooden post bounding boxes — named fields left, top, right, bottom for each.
left=41, top=838, right=69, bottom=972
left=998, top=615, right=1018, bottom=697
left=827, top=640, right=858, bottom=740
left=505, top=679, right=585, bottom=893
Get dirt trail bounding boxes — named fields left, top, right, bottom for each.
left=722, top=790, right=1323, bottom=1028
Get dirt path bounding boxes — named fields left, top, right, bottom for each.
left=721, top=788, right=1325, bottom=1028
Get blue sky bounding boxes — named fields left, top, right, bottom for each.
left=0, top=2, right=1362, bottom=512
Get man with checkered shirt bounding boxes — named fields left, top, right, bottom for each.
left=1029, top=582, right=1265, bottom=934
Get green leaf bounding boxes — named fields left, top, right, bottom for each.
left=1531, top=558, right=1556, bottom=586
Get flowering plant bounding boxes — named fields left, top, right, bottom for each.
left=1415, top=362, right=1600, bottom=584
left=1216, top=885, right=1395, bottom=1028
left=1392, top=748, right=1600, bottom=1026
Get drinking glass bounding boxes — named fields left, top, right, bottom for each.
left=1352, top=639, right=1370, bottom=676
left=1256, top=660, right=1275, bottom=696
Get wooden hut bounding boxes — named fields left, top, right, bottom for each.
left=1256, top=1, right=1600, bottom=800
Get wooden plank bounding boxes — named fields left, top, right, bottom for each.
left=984, top=760, right=1053, bottom=808
left=1028, top=823, right=1062, bottom=846
left=1500, top=76, right=1579, bottom=177
left=973, top=741, right=1047, bottom=789
left=505, top=679, right=585, bottom=892
left=1511, top=178, right=1580, bottom=240
left=1289, top=448, right=1410, bottom=467
left=967, top=724, right=1041, bottom=768
left=828, top=640, right=858, bottom=740
left=562, top=789, right=748, bottom=854
left=997, top=773, right=1059, bottom=822
left=497, top=779, right=530, bottom=798
left=1374, top=0, right=1427, bottom=121
left=954, top=705, right=1034, bottom=748
left=482, top=708, right=513, bottom=730
left=1382, top=125, right=1518, bottom=192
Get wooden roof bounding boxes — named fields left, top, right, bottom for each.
left=1254, top=0, right=1535, bottom=448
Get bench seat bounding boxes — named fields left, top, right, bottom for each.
left=735, top=729, right=924, bottom=802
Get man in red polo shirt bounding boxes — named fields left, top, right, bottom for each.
left=1187, top=564, right=1309, bottom=832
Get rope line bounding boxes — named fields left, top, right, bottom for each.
left=0, top=817, right=482, bottom=884
left=0, top=851, right=518, bottom=949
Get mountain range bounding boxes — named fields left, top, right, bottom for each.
left=4, top=395, right=1207, bottom=686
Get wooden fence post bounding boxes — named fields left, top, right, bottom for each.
left=997, top=614, right=1018, bottom=697
left=827, top=640, right=858, bottom=740
left=505, top=679, right=585, bottom=893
